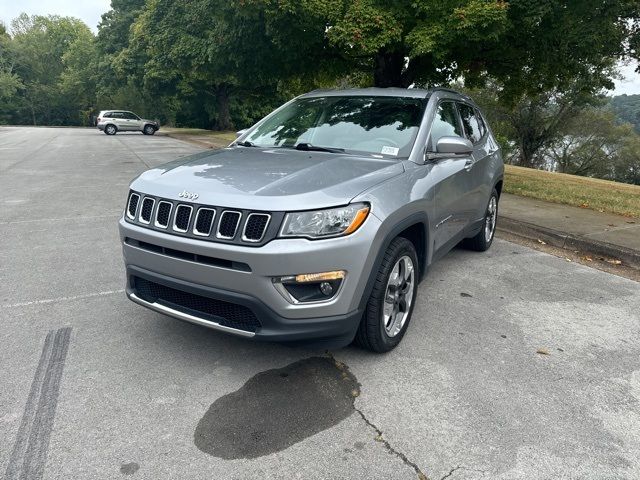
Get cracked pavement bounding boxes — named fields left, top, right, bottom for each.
left=2, top=127, right=640, bottom=479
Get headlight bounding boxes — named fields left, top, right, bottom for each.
left=279, top=203, right=370, bottom=239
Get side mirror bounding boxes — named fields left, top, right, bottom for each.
left=436, top=136, right=473, bottom=155
left=235, top=129, right=247, bottom=138
left=425, top=136, right=473, bottom=162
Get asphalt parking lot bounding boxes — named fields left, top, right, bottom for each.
left=2, top=126, right=640, bottom=480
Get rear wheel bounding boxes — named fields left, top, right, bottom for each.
left=143, top=124, right=155, bottom=135
left=104, top=124, right=117, bottom=135
left=354, top=237, right=419, bottom=353
left=464, top=188, right=499, bottom=251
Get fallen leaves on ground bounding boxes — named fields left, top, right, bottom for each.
left=536, top=348, right=550, bottom=355
left=537, top=239, right=547, bottom=245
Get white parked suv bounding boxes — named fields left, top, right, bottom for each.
left=97, top=110, right=159, bottom=135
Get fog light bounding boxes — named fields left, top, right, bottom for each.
left=320, top=282, right=333, bottom=296
left=273, top=270, right=346, bottom=304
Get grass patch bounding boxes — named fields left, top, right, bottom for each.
left=504, top=165, right=640, bottom=218
left=162, top=127, right=236, bottom=146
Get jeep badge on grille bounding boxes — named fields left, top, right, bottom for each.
left=178, top=190, right=199, bottom=200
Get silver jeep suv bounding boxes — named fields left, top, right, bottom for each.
left=97, top=110, right=159, bottom=135
left=119, top=88, right=503, bottom=352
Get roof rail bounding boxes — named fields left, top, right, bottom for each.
left=428, top=87, right=473, bottom=100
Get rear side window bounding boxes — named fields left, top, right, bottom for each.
left=430, top=102, right=463, bottom=148
left=458, top=103, right=484, bottom=144
left=103, top=112, right=113, bottom=118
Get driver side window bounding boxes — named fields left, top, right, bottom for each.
left=430, top=102, right=463, bottom=150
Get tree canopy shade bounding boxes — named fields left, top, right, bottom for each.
left=262, top=0, right=639, bottom=100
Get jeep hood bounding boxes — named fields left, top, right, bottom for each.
left=130, top=147, right=405, bottom=210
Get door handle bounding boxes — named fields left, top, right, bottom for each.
left=464, top=159, right=474, bottom=171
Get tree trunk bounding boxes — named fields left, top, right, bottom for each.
left=518, top=138, right=537, bottom=168
left=214, top=84, right=233, bottom=131
left=373, top=50, right=405, bottom=87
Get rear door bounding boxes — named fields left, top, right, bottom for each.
left=457, top=103, right=493, bottom=226
left=429, top=101, right=474, bottom=252
left=110, top=111, right=128, bottom=130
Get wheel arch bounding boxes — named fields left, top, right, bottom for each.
left=357, top=212, right=429, bottom=312
left=494, top=177, right=504, bottom=198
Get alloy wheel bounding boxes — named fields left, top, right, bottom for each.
left=383, top=255, right=415, bottom=338
left=485, top=196, right=497, bottom=242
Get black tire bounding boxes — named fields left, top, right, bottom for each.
left=464, top=188, right=499, bottom=252
left=143, top=124, right=155, bottom=135
left=104, top=124, right=117, bottom=135
left=354, top=237, right=419, bottom=353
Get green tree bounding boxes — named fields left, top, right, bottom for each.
left=265, top=0, right=638, bottom=97
left=466, top=76, right=609, bottom=167
left=547, top=110, right=633, bottom=177
left=9, top=14, right=95, bottom=125
left=0, top=22, right=22, bottom=109
left=609, top=94, right=640, bottom=133
left=118, top=0, right=339, bottom=129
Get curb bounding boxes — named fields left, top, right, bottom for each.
left=497, top=216, right=640, bottom=270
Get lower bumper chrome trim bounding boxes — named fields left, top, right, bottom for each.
left=128, top=292, right=256, bottom=338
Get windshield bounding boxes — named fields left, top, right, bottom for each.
left=243, top=96, right=427, bottom=158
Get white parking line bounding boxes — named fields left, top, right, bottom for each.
left=2, top=290, right=125, bottom=309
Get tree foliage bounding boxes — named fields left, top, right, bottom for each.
left=0, top=0, right=638, bottom=171
left=609, top=94, right=640, bottom=133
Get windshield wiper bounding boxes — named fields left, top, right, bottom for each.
left=294, top=143, right=345, bottom=153
left=237, top=140, right=257, bottom=147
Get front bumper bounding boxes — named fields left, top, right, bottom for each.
left=126, top=265, right=362, bottom=345
left=119, top=213, right=383, bottom=343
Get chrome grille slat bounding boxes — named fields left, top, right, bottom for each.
left=216, top=211, right=241, bottom=239
left=127, top=193, right=140, bottom=220
left=173, top=204, right=193, bottom=232
left=242, top=213, right=271, bottom=242
left=139, top=197, right=155, bottom=224
left=154, top=201, right=173, bottom=228
left=193, top=208, right=216, bottom=237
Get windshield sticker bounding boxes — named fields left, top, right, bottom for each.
left=381, top=146, right=399, bottom=156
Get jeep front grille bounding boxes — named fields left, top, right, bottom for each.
left=173, top=205, right=192, bottom=232
left=243, top=213, right=270, bottom=242
left=127, top=193, right=140, bottom=219
left=139, top=197, right=155, bottom=224
left=217, top=211, right=241, bottom=239
left=155, top=201, right=172, bottom=228
left=124, top=190, right=281, bottom=246
left=194, top=208, right=215, bottom=236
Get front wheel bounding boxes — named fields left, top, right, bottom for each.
left=143, top=124, right=156, bottom=135
left=354, top=237, right=419, bottom=353
left=464, top=189, right=499, bottom=251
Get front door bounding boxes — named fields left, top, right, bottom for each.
left=122, top=112, right=143, bottom=131
left=429, top=101, right=474, bottom=252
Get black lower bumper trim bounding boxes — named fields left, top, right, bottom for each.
left=126, top=265, right=362, bottom=346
